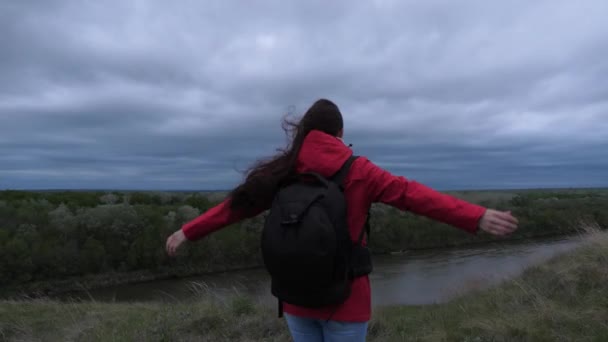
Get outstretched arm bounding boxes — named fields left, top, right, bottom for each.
left=360, top=157, right=518, bottom=235
left=166, top=197, right=267, bottom=257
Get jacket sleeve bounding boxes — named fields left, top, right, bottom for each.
left=181, top=198, right=268, bottom=241
left=360, top=157, right=486, bottom=234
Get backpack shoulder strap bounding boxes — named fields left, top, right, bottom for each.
left=330, top=154, right=370, bottom=245
left=330, top=155, right=358, bottom=190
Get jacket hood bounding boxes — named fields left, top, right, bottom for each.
left=296, top=130, right=353, bottom=177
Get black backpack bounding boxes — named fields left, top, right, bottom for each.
left=261, top=155, right=372, bottom=317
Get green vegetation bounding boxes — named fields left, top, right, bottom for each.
left=369, top=188, right=608, bottom=252
left=1, top=227, right=606, bottom=341
left=1, top=189, right=607, bottom=297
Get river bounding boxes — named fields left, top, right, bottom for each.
left=72, top=235, right=583, bottom=306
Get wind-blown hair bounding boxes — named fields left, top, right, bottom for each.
left=228, top=99, right=343, bottom=211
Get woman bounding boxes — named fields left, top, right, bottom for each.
left=166, top=98, right=518, bottom=341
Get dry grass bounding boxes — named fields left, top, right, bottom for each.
left=374, top=224, right=608, bottom=341
left=1, top=225, right=607, bottom=341
left=0, top=294, right=289, bottom=342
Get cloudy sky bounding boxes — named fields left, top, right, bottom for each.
left=1, top=0, right=607, bottom=191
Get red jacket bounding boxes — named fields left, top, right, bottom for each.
left=182, top=130, right=487, bottom=322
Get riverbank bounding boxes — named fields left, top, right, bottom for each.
left=0, top=261, right=264, bottom=300
left=1, top=227, right=605, bottom=341
left=3, top=231, right=581, bottom=300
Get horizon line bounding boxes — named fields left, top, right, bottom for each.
left=3, top=185, right=608, bottom=193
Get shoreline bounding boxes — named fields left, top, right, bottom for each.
left=1, top=230, right=582, bottom=300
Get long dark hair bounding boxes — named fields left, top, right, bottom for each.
left=228, top=98, right=344, bottom=211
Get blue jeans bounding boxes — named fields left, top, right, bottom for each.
left=285, top=313, right=368, bottom=342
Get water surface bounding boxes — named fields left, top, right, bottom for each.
left=77, top=236, right=583, bottom=306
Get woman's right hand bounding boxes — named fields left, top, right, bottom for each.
left=478, top=209, right=519, bottom=236
left=166, top=229, right=187, bottom=257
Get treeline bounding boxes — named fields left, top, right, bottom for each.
left=0, top=191, right=260, bottom=288
left=0, top=189, right=607, bottom=293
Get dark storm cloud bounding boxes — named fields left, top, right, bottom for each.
left=1, top=0, right=607, bottom=190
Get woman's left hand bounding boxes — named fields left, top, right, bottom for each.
left=166, top=229, right=187, bottom=257
left=478, top=209, right=519, bottom=236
